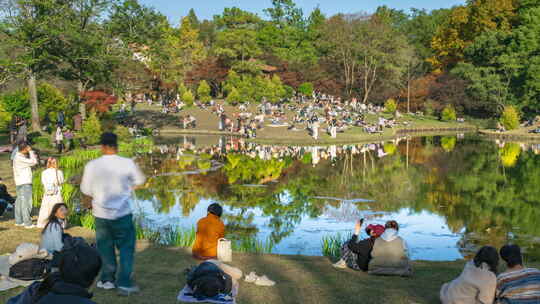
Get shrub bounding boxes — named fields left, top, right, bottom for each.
left=383, top=143, right=397, bottom=155
left=441, top=105, right=457, bottom=121
left=298, top=82, right=314, bottom=97
left=424, top=100, right=436, bottom=116
left=197, top=80, right=211, bottom=104
left=499, top=106, right=520, bottom=130
left=1, top=89, right=30, bottom=120
left=384, top=98, right=397, bottom=114
left=226, top=87, right=240, bottom=105
left=500, top=143, right=521, bottom=167
left=182, top=90, right=194, bottom=107
left=114, top=124, right=132, bottom=142
left=81, top=111, right=102, bottom=145
left=441, top=136, right=457, bottom=152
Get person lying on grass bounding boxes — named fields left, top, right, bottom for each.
left=192, top=203, right=225, bottom=260
left=333, top=219, right=385, bottom=271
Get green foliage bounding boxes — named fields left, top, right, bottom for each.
left=37, top=83, right=71, bottom=125
left=80, top=212, right=96, bottom=230
left=0, top=102, right=12, bottom=131
left=500, top=143, right=521, bottom=167
left=197, top=80, right=211, bottom=103
left=441, top=136, right=457, bottom=152
left=114, top=124, right=132, bottom=142
left=383, top=143, right=397, bottom=155
left=231, top=237, right=274, bottom=254
left=1, top=89, right=30, bottom=120
left=182, top=90, right=195, bottom=106
left=162, top=226, right=196, bottom=247
left=499, top=106, right=520, bottom=130
left=441, top=105, right=457, bottom=121
left=226, top=87, right=240, bottom=105
left=81, top=111, right=102, bottom=145
left=322, top=232, right=351, bottom=260
left=298, top=82, right=314, bottom=96
left=384, top=98, right=398, bottom=113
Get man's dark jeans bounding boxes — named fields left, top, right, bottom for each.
left=95, top=214, right=136, bottom=288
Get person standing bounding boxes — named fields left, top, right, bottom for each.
left=55, top=126, right=64, bottom=154
left=13, top=142, right=38, bottom=228
left=57, top=111, right=65, bottom=128
left=16, top=120, right=28, bottom=144
left=37, top=158, right=64, bottom=228
left=80, top=132, right=145, bottom=296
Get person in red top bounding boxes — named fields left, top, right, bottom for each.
left=192, top=204, right=225, bottom=260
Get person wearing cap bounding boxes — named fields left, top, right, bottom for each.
left=192, top=203, right=225, bottom=260
left=333, top=219, right=385, bottom=271
left=80, top=132, right=145, bottom=296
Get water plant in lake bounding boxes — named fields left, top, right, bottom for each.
left=161, top=226, right=197, bottom=247
left=321, top=232, right=351, bottom=260
left=231, top=237, right=275, bottom=254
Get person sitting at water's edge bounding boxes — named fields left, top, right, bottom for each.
left=440, top=246, right=499, bottom=304
left=496, top=244, right=540, bottom=303
left=368, top=220, right=412, bottom=276
left=333, top=219, right=385, bottom=271
left=7, top=240, right=102, bottom=304
left=192, top=203, right=225, bottom=260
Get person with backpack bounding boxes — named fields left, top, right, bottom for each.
left=37, top=158, right=64, bottom=228
left=7, top=240, right=102, bottom=304
left=80, top=132, right=145, bottom=296
left=186, top=261, right=233, bottom=299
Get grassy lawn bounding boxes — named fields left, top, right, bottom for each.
left=480, top=124, right=540, bottom=141
left=0, top=215, right=467, bottom=304
left=131, top=103, right=478, bottom=145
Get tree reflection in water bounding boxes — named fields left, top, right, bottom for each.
left=134, top=136, right=540, bottom=261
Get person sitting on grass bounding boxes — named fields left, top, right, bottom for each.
left=368, top=220, right=412, bottom=276
left=41, top=203, right=69, bottom=254
left=7, top=240, right=102, bottom=304
left=440, top=246, right=499, bottom=304
left=496, top=244, right=540, bottom=303
left=333, top=219, right=385, bottom=271
left=0, top=178, right=15, bottom=217
left=192, top=203, right=225, bottom=260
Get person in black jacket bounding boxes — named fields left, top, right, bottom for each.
left=7, top=240, right=102, bottom=304
left=333, top=219, right=385, bottom=271
left=0, top=179, right=15, bottom=217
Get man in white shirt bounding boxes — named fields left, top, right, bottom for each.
left=80, top=132, right=145, bottom=296
left=12, top=142, right=38, bottom=228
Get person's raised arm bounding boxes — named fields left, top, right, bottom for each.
left=16, top=150, right=38, bottom=166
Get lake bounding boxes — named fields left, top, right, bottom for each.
left=131, top=135, right=540, bottom=261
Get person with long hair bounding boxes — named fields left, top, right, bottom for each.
left=37, top=158, right=64, bottom=228
left=368, top=220, right=412, bottom=276
left=440, top=246, right=499, bottom=304
left=40, top=203, right=69, bottom=254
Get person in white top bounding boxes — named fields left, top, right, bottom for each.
left=55, top=126, right=64, bottom=154
left=37, top=158, right=64, bottom=228
left=80, top=132, right=145, bottom=295
left=12, top=142, right=38, bottom=228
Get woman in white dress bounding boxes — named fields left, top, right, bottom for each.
left=37, top=158, right=64, bottom=228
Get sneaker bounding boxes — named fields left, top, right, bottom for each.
left=117, top=285, right=140, bottom=296
left=96, top=281, right=116, bottom=290
left=254, top=275, right=275, bottom=287
left=332, top=259, right=347, bottom=269
left=14, top=223, right=24, bottom=227
left=24, top=224, right=37, bottom=229
left=244, top=272, right=258, bottom=283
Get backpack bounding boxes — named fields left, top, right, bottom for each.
left=9, top=258, right=50, bottom=281
left=186, top=262, right=232, bottom=299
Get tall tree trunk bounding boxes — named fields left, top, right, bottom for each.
left=77, top=80, right=86, bottom=119
left=27, top=73, right=41, bottom=132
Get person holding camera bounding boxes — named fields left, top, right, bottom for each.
left=13, top=142, right=38, bottom=228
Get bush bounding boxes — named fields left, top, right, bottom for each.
left=499, top=106, right=520, bottom=130
left=384, top=98, right=397, bottom=114
left=441, top=136, right=457, bottom=152
left=182, top=90, right=194, bottom=107
left=298, top=82, right=314, bottom=97
left=0, top=102, right=12, bottom=132
left=81, top=111, right=102, bottom=145
left=441, top=105, right=457, bottom=121
left=114, top=124, right=132, bottom=142
left=227, top=87, right=240, bottom=105
left=1, top=89, right=30, bottom=120
left=197, top=80, right=211, bottom=104
left=33, top=136, right=53, bottom=149
left=423, top=100, right=436, bottom=116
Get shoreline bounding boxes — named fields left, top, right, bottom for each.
left=479, top=129, right=540, bottom=141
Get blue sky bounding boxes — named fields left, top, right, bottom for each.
left=140, top=0, right=466, bottom=23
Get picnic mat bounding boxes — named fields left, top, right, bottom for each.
left=177, top=284, right=238, bottom=304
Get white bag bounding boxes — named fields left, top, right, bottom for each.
left=217, top=238, right=232, bottom=262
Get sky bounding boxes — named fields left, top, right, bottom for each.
left=139, top=0, right=466, bottom=23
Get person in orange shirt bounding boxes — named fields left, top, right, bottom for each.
left=192, top=203, right=225, bottom=260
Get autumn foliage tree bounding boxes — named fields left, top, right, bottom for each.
left=81, top=91, right=118, bottom=114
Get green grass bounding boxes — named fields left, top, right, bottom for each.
left=322, top=232, right=352, bottom=260
left=231, top=236, right=275, bottom=254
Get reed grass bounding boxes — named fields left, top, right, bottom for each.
left=161, top=226, right=197, bottom=247
left=231, top=237, right=275, bottom=254
left=321, top=232, right=351, bottom=260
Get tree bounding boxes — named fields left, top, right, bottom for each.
left=298, top=82, right=313, bottom=96
left=81, top=111, right=102, bottom=144
left=0, top=0, right=69, bottom=131
left=226, top=87, right=240, bottom=105
left=197, top=80, right=211, bottom=103
left=182, top=90, right=194, bottom=106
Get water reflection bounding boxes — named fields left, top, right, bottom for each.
left=134, top=135, right=540, bottom=261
